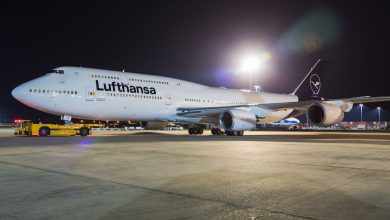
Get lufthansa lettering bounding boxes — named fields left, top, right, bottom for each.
left=95, top=80, right=157, bottom=95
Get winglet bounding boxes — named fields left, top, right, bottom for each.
left=290, top=59, right=322, bottom=95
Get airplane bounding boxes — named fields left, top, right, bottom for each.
left=11, top=59, right=390, bottom=136
left=272, top=118, right=300, bottom=126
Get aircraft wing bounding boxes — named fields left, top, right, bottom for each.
left=329, top=96, right=390, bottom=104
left=177, top=101, right=313, bottom=118
left=177, top=96, right=390, bottom=118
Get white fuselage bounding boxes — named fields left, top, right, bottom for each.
left=12, top=67, right=298, bottom=123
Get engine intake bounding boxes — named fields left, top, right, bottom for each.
left=219, top=109, right=257, bottom=131
left=307, top=102, right=344, bottom=126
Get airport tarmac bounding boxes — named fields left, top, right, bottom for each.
left=1, top=128, right=390, bottom=220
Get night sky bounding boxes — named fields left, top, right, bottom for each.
left=1, top=1, right=389, bottom=122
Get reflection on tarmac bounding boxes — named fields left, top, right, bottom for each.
left=1, top=129, right=390, bottom=219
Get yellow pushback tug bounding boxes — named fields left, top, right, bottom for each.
left=14, top=120, right=92, bottom=137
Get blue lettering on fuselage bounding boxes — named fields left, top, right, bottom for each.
left=95, top=80, right=156, bottom=95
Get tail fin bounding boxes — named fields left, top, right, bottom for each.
left=290, top=59, right=326, bottom=99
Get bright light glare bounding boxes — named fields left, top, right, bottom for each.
left=240, top=52, right=272, bottom=73
left=241, top=56, right=262, bottom=72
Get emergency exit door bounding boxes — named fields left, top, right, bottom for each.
left=85, top=86, right=95, bottom=101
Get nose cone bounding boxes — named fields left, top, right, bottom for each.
left=11, top=83, right=29, bottom=104
left=12, top=85, right=21, bottom=100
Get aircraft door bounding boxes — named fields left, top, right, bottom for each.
left=164, top=92, right=172, bottom=106
left=85, top=86, right=95, bottom=101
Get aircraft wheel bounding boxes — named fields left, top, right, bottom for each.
left=225, top=130, right=233, bottom=136
left=211, top=128, right=216, bottom=135
left=189, top=127, right=203, bottom=135
left=39, top=127, right=50, bottom=137
left=80, top=127, right=89, bottom=137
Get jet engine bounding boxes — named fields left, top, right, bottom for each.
left=306, top=102, right=344, bottom=126
left=219, top=109, right=257, bottom=131
left=140, top=121, right=167, bottom=130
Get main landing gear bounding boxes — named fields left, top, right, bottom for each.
left=211, top=128, right=223, bottom=135
left=188, top=127, right=204, bottom=135
left=224, top=130, right=244, bottom=136
left=188, top=127, right=244, bottom=136
left=210, top=128, right=244, bottom=136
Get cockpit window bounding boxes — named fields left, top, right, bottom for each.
left=54, top=70, right=64, bottom=74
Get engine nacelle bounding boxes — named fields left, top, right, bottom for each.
left=307, top=102, right=344, bottom=126
left=140, top=121, right=167, bottom=130
left=219, top=109, right=257, bottom=131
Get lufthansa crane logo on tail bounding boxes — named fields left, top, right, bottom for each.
left=309, top=74, right=321, bottom=96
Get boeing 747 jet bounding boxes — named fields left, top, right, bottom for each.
left=12, top=60, right=390, bottom=136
